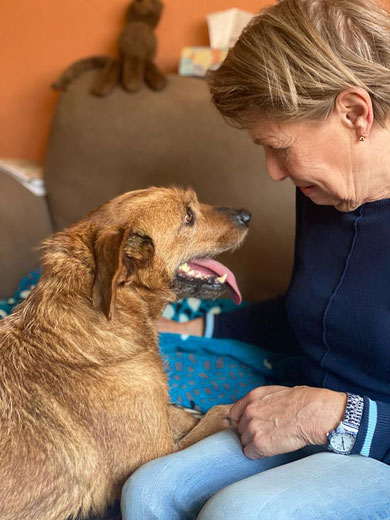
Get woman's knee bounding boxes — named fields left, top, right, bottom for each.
left=120, top=438, right=219, bottom=520
left=121, top=456, right=180, bottom=520
left=198, top=483, right=258, bottom=520
left=121, top=462, right=154, bottom=518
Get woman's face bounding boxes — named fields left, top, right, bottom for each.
left=249, top=115, right=369, bottom=212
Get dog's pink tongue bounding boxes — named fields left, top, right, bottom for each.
left=188, top=258, right=242, bottom=304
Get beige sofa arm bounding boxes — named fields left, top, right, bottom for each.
left=0, top=170, right=53, bottom=298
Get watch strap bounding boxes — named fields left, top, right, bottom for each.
left=343, top=393, right=364, bottom=432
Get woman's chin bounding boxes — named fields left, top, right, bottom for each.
left=334, top=200, right=360, bottom=212
left=303, top=189, right=337, bottom=207
left=301, top=187, right=357, bottom=211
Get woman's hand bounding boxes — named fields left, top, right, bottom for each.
left=229, top=385, right=347, bottom=459
left=157, top=317, right=204, bottom=336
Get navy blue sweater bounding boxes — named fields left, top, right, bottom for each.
left=212, top=189, right=390, bottom=464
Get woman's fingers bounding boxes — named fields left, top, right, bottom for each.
left=230, top=386, right=286, bottom=423
left=229, top=393, right=252, bottom=423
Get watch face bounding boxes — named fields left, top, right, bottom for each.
left=329, top=432, right=355, bottom=454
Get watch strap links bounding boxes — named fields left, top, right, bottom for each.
left=343, top=393, right=364, bottom=432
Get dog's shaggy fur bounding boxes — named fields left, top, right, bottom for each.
left=0, top=187, right=249, bottom=520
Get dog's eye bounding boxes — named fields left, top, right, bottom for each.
left=184, top=208, right=194, bottom=226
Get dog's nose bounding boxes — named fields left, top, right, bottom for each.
left=236, top=210, right=251, bottom=227
left=217, top=207, right=251, bottom=227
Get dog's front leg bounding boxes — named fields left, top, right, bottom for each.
left=168, top=405, right=200, bottom=444
left=173, top=404, right=232, bottom=451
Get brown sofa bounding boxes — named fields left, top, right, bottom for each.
left=0, top=73, right=295, bottom=303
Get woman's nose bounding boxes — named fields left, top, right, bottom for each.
left=265, top=154, right=289, bottom=182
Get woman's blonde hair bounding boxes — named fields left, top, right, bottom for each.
left=208, top=0, right=390, bottom=127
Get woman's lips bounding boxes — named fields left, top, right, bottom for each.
left=300, top=185, right=315, bottom=193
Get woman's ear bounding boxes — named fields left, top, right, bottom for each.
left=334, top=87, right=374, bottom=140
left=92, top=227, right=154, bottom=320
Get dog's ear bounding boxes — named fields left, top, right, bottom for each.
left=93, top=228, right=154, bottom=320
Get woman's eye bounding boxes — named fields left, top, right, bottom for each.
left=185, top=208, right=194, bottom=226
left=268, top=146, right=289, bottom=157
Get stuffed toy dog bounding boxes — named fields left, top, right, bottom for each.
left=53, top=0, right=167, bottom=95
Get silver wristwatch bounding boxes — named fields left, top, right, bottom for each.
left=327, top=393, right=364, bottom=455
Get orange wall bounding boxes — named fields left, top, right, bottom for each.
left=2, top=0, right=390, bottom=162
left=0, top=0, right=271, bottom=162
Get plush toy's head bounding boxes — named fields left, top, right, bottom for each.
left=127, top=0, right=164, bottom=28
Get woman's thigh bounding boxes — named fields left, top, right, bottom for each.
left=198, top=451, right=390, bottom=520
left=121, top=430, right=324, bottom=520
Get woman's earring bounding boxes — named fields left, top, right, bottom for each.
left=359, top=136, right=365, bottom=142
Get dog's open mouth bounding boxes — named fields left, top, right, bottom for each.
left=173, top=258, right=242, bottom=304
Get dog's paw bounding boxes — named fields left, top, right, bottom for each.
left=204, top=404, right=232, bottom=431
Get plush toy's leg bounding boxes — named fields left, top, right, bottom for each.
left=90, top=58, right=121, bottom=97
left=122, top=55, right=145, bottom=92
left=145, top=60, right=167, bottom=91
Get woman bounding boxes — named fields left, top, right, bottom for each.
left=121, top=0, right=390, bottom=518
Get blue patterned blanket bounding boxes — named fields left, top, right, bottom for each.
left=1, top=271, right=285, bottom=413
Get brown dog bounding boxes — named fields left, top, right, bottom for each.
left=0, top=187, right=250, bottom=520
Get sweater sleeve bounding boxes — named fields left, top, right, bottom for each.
left=353, top=397, right=390, bottom=464
left=207, top=294, right=301, bottom=356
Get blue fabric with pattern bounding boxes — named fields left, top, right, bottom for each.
left=0, top=268, right=41, bottom=318
left=159, top=298, right=283, bottom=412
left=0, top=271, right=283, bottom=413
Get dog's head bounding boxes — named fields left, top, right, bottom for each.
left=88, top=187, right=250, bottom=320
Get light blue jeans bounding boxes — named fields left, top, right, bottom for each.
left=121, top=430, right=390, bottom=520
